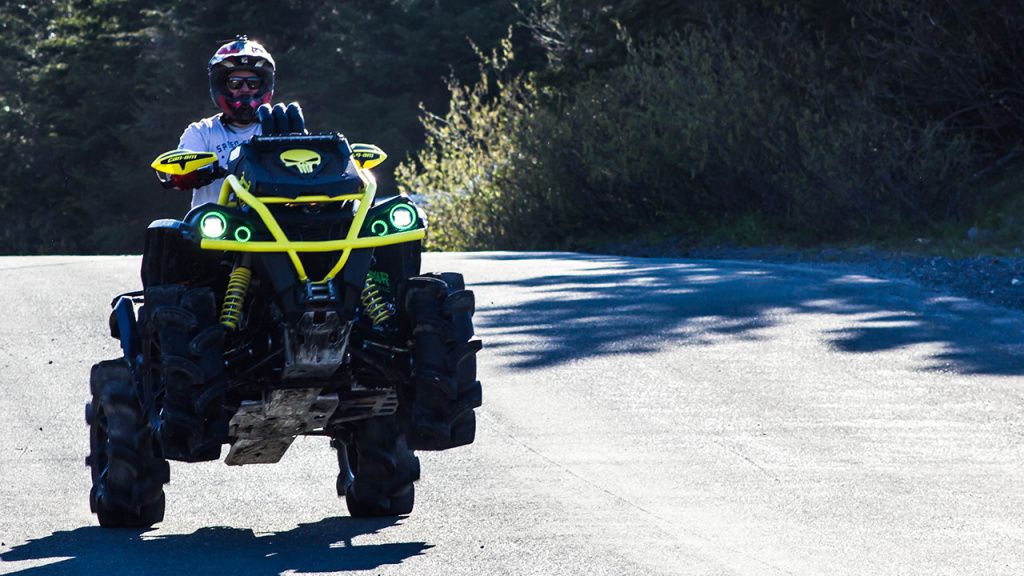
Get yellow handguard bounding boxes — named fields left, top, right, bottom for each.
left=152, top=149, right=218, bottom=176
left=350, top=143, right=387, bottom=170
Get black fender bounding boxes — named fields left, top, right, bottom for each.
left=141, top=219, right=214, bottom=287
left=108, top=296, right=140, bottom=360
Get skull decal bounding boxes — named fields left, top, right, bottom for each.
left=279, top=149, right=322, bottom=174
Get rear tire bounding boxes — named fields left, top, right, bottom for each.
left=87, top=359, right=169, bottom=528
left=343, top=415, right=420, bottom=517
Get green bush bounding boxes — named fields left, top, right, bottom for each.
left=396, top=37, right=546, bottom=250
left=399, top=9, right=977, bottom=251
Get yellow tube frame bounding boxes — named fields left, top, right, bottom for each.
left=201, top=169, right=425, bottom=283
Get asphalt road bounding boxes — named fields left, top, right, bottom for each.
left=1, top=252, right=1022, bottom=575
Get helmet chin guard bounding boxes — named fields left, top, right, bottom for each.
left=208, top=36, right=275, bottom=124
left=215, top=93, right=272, bottom=124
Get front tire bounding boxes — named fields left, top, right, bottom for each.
left=139, top=285, right=228, bottom=462
left=403, top=273, right=482, bottom=450
left=87, top=359, right=169, bottom=528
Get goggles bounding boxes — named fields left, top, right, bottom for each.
left=226, top=76, right=262, bottom=91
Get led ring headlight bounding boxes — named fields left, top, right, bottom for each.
left=389, top=204, right=417, bottom=231
left=200, top=212, right=227, bottom=239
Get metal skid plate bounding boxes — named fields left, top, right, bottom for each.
left=330, top=390, right=399, bottom=424
left=282, top=310, right=352, bottom=380
left=225, top=388, right=339, bottom=465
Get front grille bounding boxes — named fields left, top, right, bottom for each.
left=270, top=203, right=353, bottom=280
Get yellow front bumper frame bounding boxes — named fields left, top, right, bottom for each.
left=200, top=170, right=425, bottom=283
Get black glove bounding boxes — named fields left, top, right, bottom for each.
left=258, top=102, right=307, bottom=134
left=167, top=163, right=221, bottom=190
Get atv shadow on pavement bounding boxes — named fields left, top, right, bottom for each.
left=0, top=517, right=429, bottom=575
left=464, top=252, right=1024, bottom=376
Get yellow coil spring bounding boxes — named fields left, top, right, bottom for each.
left=360, top=279, right=392, bottom=327
left=220, top=266, right=252, bottom=330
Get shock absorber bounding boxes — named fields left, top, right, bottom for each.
left=220, top=256, right=253, bottom=330
left=360, top=277, right=393, bottom=328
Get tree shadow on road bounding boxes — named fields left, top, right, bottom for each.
left=0, top=516, right=428, bottom=575
left=461, top=252, right=1024, bottom=376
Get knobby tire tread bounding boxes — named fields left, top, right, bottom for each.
left=88, top=359, right=168, bottom=527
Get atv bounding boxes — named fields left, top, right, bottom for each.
left=86, top=103, right=482, bottom=527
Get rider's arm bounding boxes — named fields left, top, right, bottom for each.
left=170, top=124, right=215, bottom=193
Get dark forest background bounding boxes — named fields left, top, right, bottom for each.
left=2, top=1, right=1023, bottom=254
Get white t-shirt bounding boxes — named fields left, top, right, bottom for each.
left=177, top=114, right=261, bottom=208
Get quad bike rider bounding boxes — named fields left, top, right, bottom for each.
left=85, top=37, right=482, bottom=527
left=177, top=35, right=274, bottom=208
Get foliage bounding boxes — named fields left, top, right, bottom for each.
left=399, top=2, right=1010, bottom=251
left=0, top=0, right=524, bottom=253
left=853, top=0, right=1024, bottom=166
left=396, top=37, right=541, bottom=249
left=4, top=1, right=1024, bottom=254
left=0, top=0, right=167, bottom=253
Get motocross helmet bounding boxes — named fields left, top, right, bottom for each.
left=208, top=36, right=275, bottom=124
